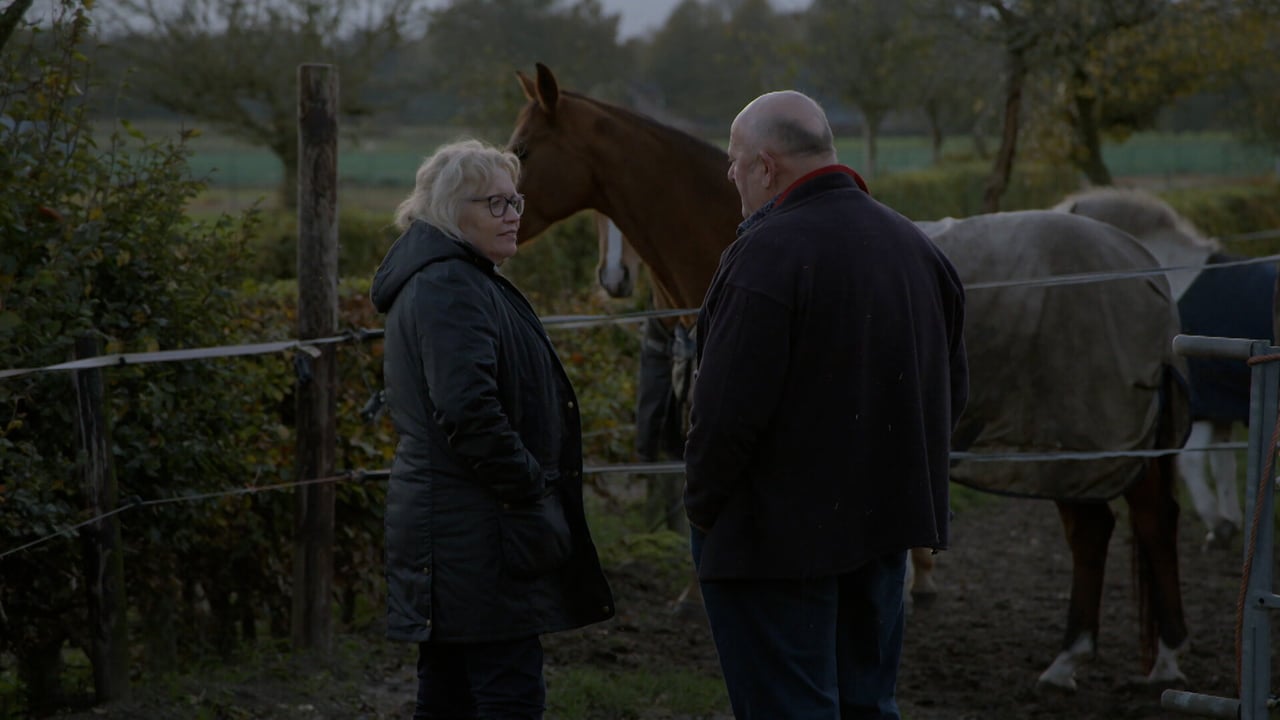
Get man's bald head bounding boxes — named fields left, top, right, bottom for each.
left=731, top=91, right=837, bottom=166
left=725, top=90, right=840, bottom=217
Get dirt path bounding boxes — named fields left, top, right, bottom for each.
left=52, top=490, right=1270, bottom=719
left=896, top=494, right=1263, bottom=720
left=540, top=489, right=1266, bottom=719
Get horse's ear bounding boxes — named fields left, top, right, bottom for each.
left=534, top=62, right=560, bottom=116
left=516, top=70, right=537, bottom=102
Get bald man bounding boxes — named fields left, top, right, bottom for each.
left=684, top=91, right=969, bottom=719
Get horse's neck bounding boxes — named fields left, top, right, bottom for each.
left=649, top=275, right=696, bottom=330
left=589, top=118, right=739, bottom=312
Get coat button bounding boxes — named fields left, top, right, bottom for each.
left=426, top=619, right=432, bottom=627
left=567, top=401, right=575, bottom=409
left=422, top=566, right=431, bottom=575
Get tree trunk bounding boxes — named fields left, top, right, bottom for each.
left=983, top=47, right=1027, bottom=213
left=0, top=0, right=35, bottom=54
left=1071, top=67, right=1113, bottom=186
left=273, top=140, right=300, bottom=211
left=925, top=101, right=944, bottom=166
left=862, top=110, right=882, bottom=180
left=971, top=103, right=992, bottom=161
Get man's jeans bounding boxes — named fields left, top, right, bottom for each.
left=692, top=527, right=907, bottom=719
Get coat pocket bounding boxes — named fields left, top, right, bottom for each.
left=498, top=491, right=573, bottom=580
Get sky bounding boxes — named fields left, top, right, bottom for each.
left=71, top=0, right=815, bottom=40
left=598, top=0, right=814, bottom=40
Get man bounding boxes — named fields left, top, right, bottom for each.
left=684, top=91, right=968, bottom=719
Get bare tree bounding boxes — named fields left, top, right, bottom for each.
left=0, top=0, right=36, bottom=53
left=806, top=0, right=932, bottom=179
left=107, top=0, right=421, bottom=208
left=948, top=0, right=1175, bottom=209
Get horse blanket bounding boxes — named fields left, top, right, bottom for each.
left=1178, top=252, right=1278, bottom=423
left=920, top=211, right=1189, bottom=501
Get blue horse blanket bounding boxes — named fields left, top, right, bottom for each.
left=1178, top=253, right=1277, bottom=423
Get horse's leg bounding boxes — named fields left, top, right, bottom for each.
left=908, top=547, right=937, bottom=600
left=1125, top=453, right=1189, bottom=686
left=673, top=569, right=706, bottom=623
left=1207, top=420, right=1241, bottom=547
left=1176, top=420, right=1219, bottom=545
left=1037, top=499, right=1114, bottom=692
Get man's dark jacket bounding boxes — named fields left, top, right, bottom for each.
left=685, top=168, right=969, bottom=580
left=371, top=220, right=613, bottom=642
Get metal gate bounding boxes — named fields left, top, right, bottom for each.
left=1164, top=334, right=1280, bottom=719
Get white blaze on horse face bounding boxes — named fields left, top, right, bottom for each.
left=594, top=213, right=637, bottom=298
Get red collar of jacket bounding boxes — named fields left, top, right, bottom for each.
left=776, top=165, right=870, bottom=205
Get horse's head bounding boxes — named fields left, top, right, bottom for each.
left=1054, top=188, right=1219, bottom=300
left=504, top=63, right=741, bottom=315
left=508, top=64, right=601, bottom=244
left=593, top=211, right=641, bottom=298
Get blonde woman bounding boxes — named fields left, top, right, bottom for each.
left=372, top=139, right=613, bottom=719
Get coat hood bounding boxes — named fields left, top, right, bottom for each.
left=371, top=220, right=493, bottom=313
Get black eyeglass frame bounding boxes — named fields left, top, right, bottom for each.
left=469, top=194, right=525, bottom=218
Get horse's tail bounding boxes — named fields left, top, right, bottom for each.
left=1132, top=362, right=1191, bottom=673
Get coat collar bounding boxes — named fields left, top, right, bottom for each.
left=736, top=165, right=870, bottom=237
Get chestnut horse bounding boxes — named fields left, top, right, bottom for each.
left=511, top=63, right=1189, bottom=691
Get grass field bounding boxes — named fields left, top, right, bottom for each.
left=131, top=118, right=1276, bottom=198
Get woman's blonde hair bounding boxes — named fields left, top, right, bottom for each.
left=393, top=138, right=522, bottom=237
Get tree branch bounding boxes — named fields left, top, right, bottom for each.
left=0, top=0, right=36, bottom=54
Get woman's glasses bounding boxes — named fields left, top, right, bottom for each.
left=470, top=193, right=525, bottom=218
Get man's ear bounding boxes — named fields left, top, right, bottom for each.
left=758, top=151, right=778, bottom=190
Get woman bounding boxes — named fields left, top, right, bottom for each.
left=371, top=139, right=614, bottom=719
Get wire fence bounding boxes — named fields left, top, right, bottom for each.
left=4, top=239, right=1280, bottom=561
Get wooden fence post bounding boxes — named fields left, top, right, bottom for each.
left=73, top=335, right=129, bottom=701
left=292, top=63, right=338, bottom=654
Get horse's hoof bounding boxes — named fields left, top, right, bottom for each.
left=1034, top=676, right=1078, bottom=696
left=1205, top=521, right=1238, bottom=551
left=670, top=600, right=708, bottom=626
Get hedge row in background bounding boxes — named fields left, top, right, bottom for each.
left=240, top=164, right=1280, bottom=284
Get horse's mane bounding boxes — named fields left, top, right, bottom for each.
left=1055, top=188, right=1219, bottom=251
left=562, top=90, right=729, bottom=169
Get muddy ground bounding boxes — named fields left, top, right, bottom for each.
left=547, top=493, right=1265, bottom=720
left=52, top=490, right=1268, bottom=720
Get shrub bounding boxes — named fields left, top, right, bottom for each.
left=874, top=161, right=1082, bottom=220
left=0, top=1, right=286, bottom=711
